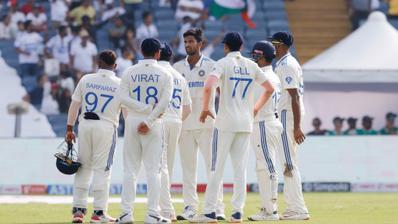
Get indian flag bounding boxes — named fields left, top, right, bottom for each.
left=209, top=0, right=256, bottom=28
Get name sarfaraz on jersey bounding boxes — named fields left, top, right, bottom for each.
left=86, top=83, right=117, bottom=92
left=234, top=66, right=250, bottom=76
left=131, top=73, right=160, bottom=83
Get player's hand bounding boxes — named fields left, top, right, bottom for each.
left=253, top=108, right=259, bottom=117
left=65, top=131, right=76, bottom=143
left=199, top=110, right=214, bottom=123
left=294, top=128, right=306, bottom=144
left=137, top=122, right=150, bottom=135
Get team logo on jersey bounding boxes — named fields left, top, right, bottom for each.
left=285, top=76, right=293, bottom=84
left=198, top=70, right=205, bottom=77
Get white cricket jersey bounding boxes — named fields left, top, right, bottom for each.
left=159, top=61, right=192, bottom=123
left=119, top=59, right=173, bottom=124
left=254, top=65, right=281, bottom=123
left=212, top=51, right=268, bottom=132
left=173, top=55, right=216, bottom=130
left=71, top=69, right=122, bottom=126
left=274, top=53, right=305, bottom=115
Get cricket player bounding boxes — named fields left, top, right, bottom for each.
left=158, top=43, right=192, bottom=221
left=247, top=41, right=282, bottom=221
left=191, top=32, right=275, bottom=223
left=270, top=31, right=310, bottom=220
left=173, top=28, right=225, bottom=220
left=116, top=38, right=173, bottom=224
left=65, top=50, right=124, bottom=223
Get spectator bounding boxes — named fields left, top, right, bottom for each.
left=175, top=0, right=205, bottom=21
left=80, top=15, right=97, bottom=43
left=173, top=16, right=194, bottom=58
left=356, top=115, right=378, bottom=135
left=201, top=30, right=224, bottom=58
left=109, top=16, right=127, bottom=50
left=58, top=70, right=75, bottom=94
left=70, top=29, right=98, bottom=73
left=26, top=3, right=48, bottom=32
left=20, top=0, right=44, bottom=15
left=28, top=74, right=45, bottom=110
left=101, top=3, right=126, bottom=22
left=68, top=0, right=96, bottom=26
left=122, top=26, right=141, bottom=60
left=41, top=76, right=60, bottom=115
left=14, top=20, right=43, bottom=80
left=14, top=21, right=26, bottom=41
left=344, top=117, right=358, bottom=135
left=9, top=4, right=26, bottom=33
left=327, top=117, right=345, bottom=135
left=136, top=11, right=159, bottom=41
left=307, top=117, right=328, bottom=135
left=387, top=0, right=398, bottom=18
left=380, top=112, right=398, bottom=135
left=115, top=47, right=134, bottom=76
left=121, top=0, right=143, bottom=26
left=0, top=15, right=13, bottom=39
left=45, top=25, right=73, bottom=69
left=348, top=0, right=380, bottom=30
left=50, top=0, right=69, bottom=28
left=56, top=86, right=72, bottom=113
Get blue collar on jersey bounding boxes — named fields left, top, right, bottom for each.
left=184, top=54, right=205, bottom=69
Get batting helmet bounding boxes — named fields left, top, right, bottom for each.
left=54, top=141, right=81, bottom=175
left=250, top=41, right=276, bottom=62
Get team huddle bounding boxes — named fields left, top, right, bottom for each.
left=65, top=28, right=309, bottom=224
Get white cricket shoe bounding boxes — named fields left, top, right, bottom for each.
left=90, top=210, right=115, bottom=223
left=281, top=211, right=310, bottom=220
left=115, top=212, right=133, bottom=224
left=190, top=212, right=218, bottom=223
left=177, top=206, right=196, bottom=221
left=144, top=214, right=171, bottom=223
left=229, top=212, right=243, bottom=223
left=248, top=208, right=280, bottom=221
left=160, top=211, right=177, bottom=222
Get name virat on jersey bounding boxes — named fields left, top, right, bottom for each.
left=131, top=73, right=160, bottom=82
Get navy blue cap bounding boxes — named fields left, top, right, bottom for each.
left=269, top=31, right=294, bottom=47
left=160, top=42, right=173, bottom=60
left=333, top=116, right=345, bottom=123
left=141, top=38, right=161, bottom=54
left=347, top=117, right=357, bottom=123
left=250, top=41, right=275, bottom=59
left=386, top=112, right=397, bottom=119
left=222, top=32, right=243, bottom=49
left=363, top=115, right=373, bottom=122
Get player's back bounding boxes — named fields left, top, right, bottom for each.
left=72, top=69, right=122, bottom=126
left=159, top=61, right=191, bottom=123
left=120, top=59, right=172, bottom=117
left=213, top=52, right=268, bottom=133
left=254, top=66, right=281, bottom=122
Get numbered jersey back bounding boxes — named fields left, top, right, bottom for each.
left=71, top=71, right=122, bottom=126
left=212, top=52, right=268, bottom=132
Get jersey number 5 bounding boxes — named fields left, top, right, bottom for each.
left=230, top=77, right=253, bottom=98
left=85, top=92, right=114, bottom=113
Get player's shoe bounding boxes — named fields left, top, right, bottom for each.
left=248, top=208, right=280, bottom=221
left=281, top=211, right=310, bottom=220
left=229, top=212, right=243, bottom=223
left=190, top=212, right=218, bottom=223
left=161, top=211, right=177, bottom=222
left=144, top=214, right=171, bottom=223
left=90, top=210, right=116, bottom=223
left=216, top=214, right=226, bottom=220
left=115, top=212, right=133, bottom=224
left=72, top=207, right=87, bottom=223
left=177, top=206, right=196, bottom=221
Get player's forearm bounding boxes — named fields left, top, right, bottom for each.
left=291, top=96, right=302, bottom=129
left=66, top=100, right=81, bottom=129
left=182, top=104, right=192, bottom=121
left=203, top=75, right=218, bottom=111
left=255, top=90, right=273, bottom=112
left=119, top=84, right=151, bottom=113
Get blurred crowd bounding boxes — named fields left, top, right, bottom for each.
left=0, top=0, right=232, bottom=115
left=308, top=112, right=398, bottom=136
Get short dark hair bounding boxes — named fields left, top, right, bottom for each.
left=160, top=43, right=173, bottom=61
left=141, top=38, right=161, bottom=57
left=58, top=25, right=67, bottom=33
left=24, top=20, right=32, bottom=29
left=225, top=43, right=241, bottom=52
left=99, top=50, right=117, bottom=66
left=142, top=11, right=152, bottom=20
left=183, top=28, right=203, bottom=42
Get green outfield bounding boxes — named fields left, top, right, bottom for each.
left=0, top=193, right=397, bottom=224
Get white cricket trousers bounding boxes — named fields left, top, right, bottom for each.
left=251, top=118, right=283, bottom=213
left=179, top=128, right=224, bottom=212
left=279, top=110, right=308, bottom=213
left=73, top=119, right=117, bottom=211
left=204, top=129, right=250, bottom=214
left=159, top=120, right=182, bottom=213
left=121, top=116, right=164, bottom=216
